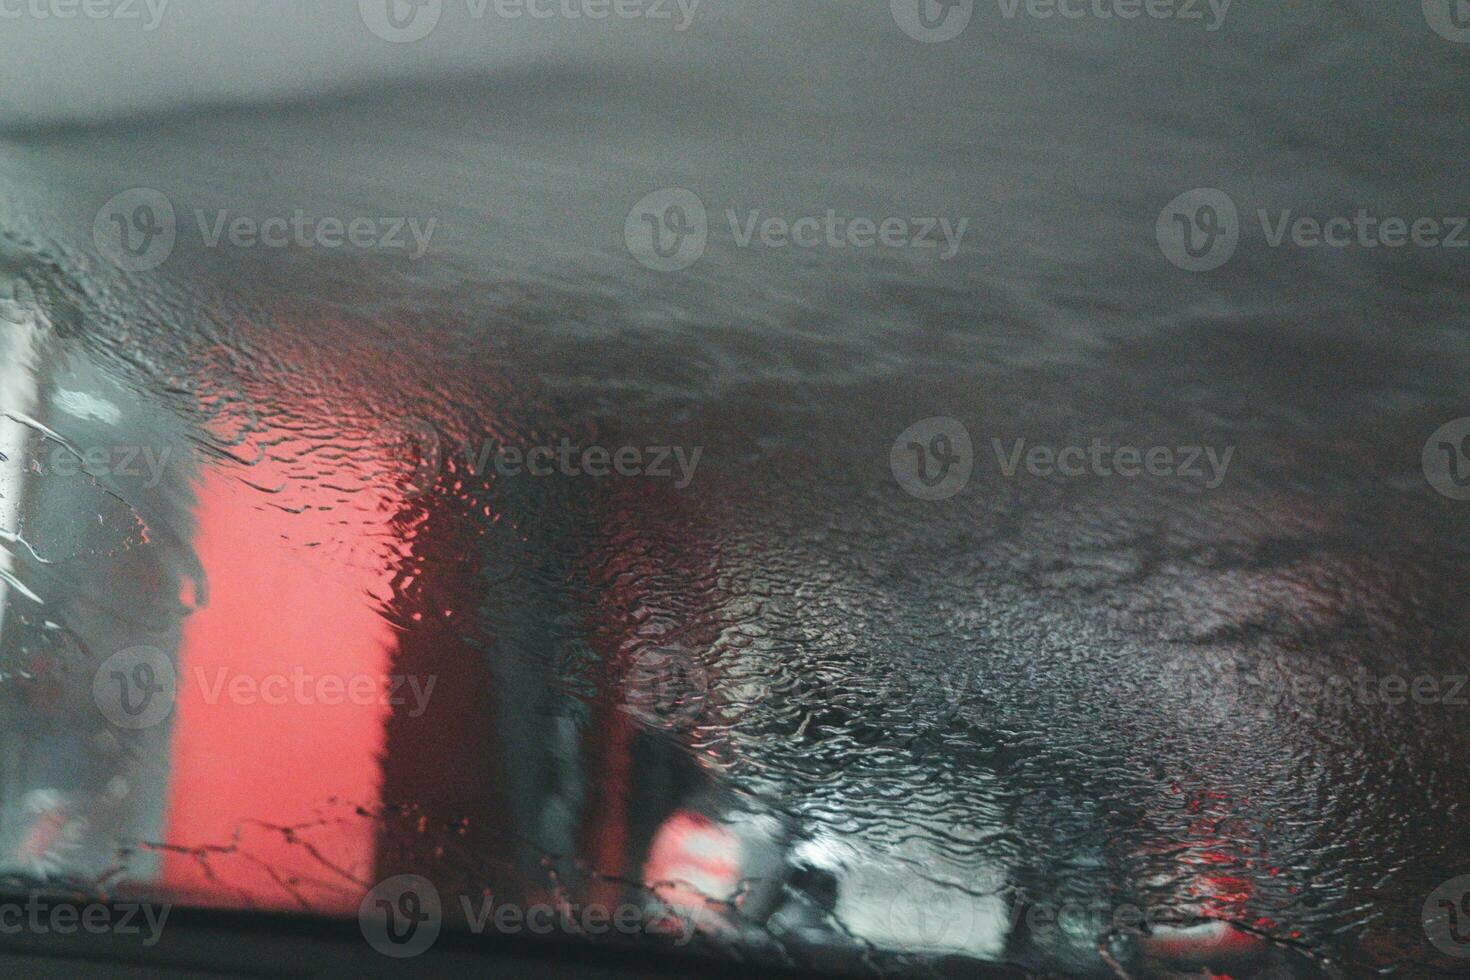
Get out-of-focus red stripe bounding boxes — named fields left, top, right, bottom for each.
left=160, top=468, right=393, bottom=911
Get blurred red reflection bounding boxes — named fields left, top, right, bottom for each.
left=160, top=465, right=397, bottom=912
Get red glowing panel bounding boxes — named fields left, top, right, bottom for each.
left=160, top=465, right=396, bottom=912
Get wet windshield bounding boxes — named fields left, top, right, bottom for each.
left=1, top=3, right=1469, bottom=977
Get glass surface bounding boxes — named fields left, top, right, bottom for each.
left=1, top=3, right=1468, bottom=977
